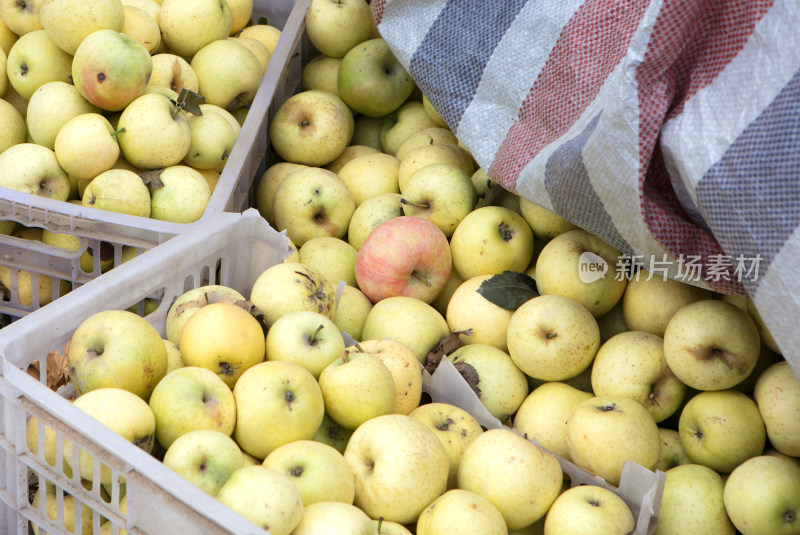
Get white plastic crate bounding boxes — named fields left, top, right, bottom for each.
left=0, top=209, right=292, bottom=534
left=0, top=0, right=312, bottom=321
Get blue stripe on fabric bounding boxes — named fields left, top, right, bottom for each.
left=695, top=67, right=800, bottom=295
left=408, top=0, right=528, bottom=131
left=544, top=111, right=634, bottom=255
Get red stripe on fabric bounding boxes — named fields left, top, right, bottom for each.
left=488, top=0, right=651, bottom=191
left=372, top=0, right=386, bottom=26
left=636, top=0, right=772, bottom=295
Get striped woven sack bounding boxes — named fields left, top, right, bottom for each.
left=373, top=0, right=800, bottom=379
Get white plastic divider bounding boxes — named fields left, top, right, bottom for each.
left=0, top=0, right=312, bottom=320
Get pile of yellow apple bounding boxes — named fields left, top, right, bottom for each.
left=0, top=0, right=280, bottom=284
left=24, top=0, right=800, bottom=534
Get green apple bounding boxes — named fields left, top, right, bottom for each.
left=148, top=365, right=236, bottom=449
left=82, top=169, right=151, bottom=217
left=312, top=410, right=353, bottom=455
left=148, top=53, right=200, bottom=94
left=292, top=501, right=375, bottom=535
left=445, top=274, right=515, bottom=351
left=263, top=439, right=355, bottom=506
left=67, top=310, right=168, bottom=399
left=234, top=361, right=325, bottom=459
left=397, top=142, right=475, bottom=192
left=149, top=165, right=212, bottom=223
left=338, top=38, right=415, bottom=117
left=183, top=109, right=236, bottom=171
left=164, top=284, right=246, bottom=346
left=566, top=396, right=660, bottom=486
left=304, top=0, right=373, bottom=58
left=408, top=402, right=483, bottom=490
left=191, top=37, right=262, bottom=110
left=162, top=429, right=243, bottom=496
left=179, top=301, right=265, bottom=389
left=249, top=261, right=337, bottom=327
left=754, top=361, right=800, bottom=456
left=431, top=267, right=465, bottom=317
left=345, top=338, right=422, bottom=416
left=265, top=310, right=345, bottom=379
left=269, top=89, right=354, bottom=166
left=121, top=4, right=160, bottom=53
left=255, top=161, right=309, bottom=227
left=360, top=295, right=450, bottom=364
left=417, top=488, right=507, bottom=535
left=678, top=389, right=766, bottom=473
left=54, top=112, right=120, bottom=180
left=591, top=330, right=687, bottom=422
left=332, top=285, right=373, bottom=341
left=0, top=97, right=25, bottom=153
left=449, top=205, right=534, bottom=279
left=344, top=414, right=449, bottom=524
left=400, top=162, right=477, bottom=238
left=163, top=338, right=183, bottom=373
left=216, top=466, right=304, bottom=535
left=513, top=381, right=593, bottom=462
left=40, top=0, right=124, bottom=55
left=301, top=53, right=342, bottom=95
left=535, top=229, right=627, bottom=317
left=298, top=236, right=359, bottom=288
left=723, top=455, right=800, bottom=535
left=448, top=344, right=528, bottom=423
left=318, top=352, right=395, bottom=430
left=663, top=299, right=761, bottom=390
left=458, top=428, right=563, bottom=530
left=657, top=463, right=734, bottom=535
left=272, top=166, right=356, bottom=247
left=337, top=152, right=401, bottom=206
left=380, top=100, right=439, bottom=157
left=0, top=0, right=44, bottom=36
left=421, top=93, right=446, bottom=127
left=6, top=29, right=72, bottom=100
left=655, top=428, right=691, bottom=471
left=518, top=197, right=578, bottom=241
left=548, top=486, right=635, bottom=535
left=67, top=387, right=156, bottom=484
left=324, top=144, right=381, bottom=174
left=395, top=126, right=458, bottom=161
left=507, top=294, right=601, bottom=381
left=158, top=0, right=232, bottom=58
left=351, top=113, right=384, bottom=150
left=0, top=143, right=70, bottom=200
left=621, top=268, right=713, bottom=337
left=72, top=29, right=152, bottom=111
left=346, top=191, right=403, bottom=251
left=26, top=81, right=100, bottom=150
left=116, top=93, right=191, bottom=169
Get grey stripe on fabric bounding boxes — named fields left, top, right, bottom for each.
left=695, top=66, right=800, bottom=296
left=544, top=112, right=634, bottom=256
left=408, top=0, right=528, bottom=131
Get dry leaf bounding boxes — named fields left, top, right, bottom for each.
left=28, top=342, right=71, bottom=392
left=424, top=330, right=471, bottom=375
left=140, top=168, right=165, bottom=189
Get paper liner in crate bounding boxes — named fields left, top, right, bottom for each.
left=423, top=357, right=665, bottom=535
left=372, top=0, right=800, bottom=382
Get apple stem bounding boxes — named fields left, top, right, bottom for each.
left=309, top=324, right=324, bottom=344
left=354, top=343, right=365, bottom=353
left=298, top=120, right=310, bottom=127
left=411, top=270, right=432, bottom=287
left=711, top=347, right=735, bottom=370
left=376, top=517, right=384, bottom=532
left=171, top=106, right=181, bottom=119
left=236, top=95, right=250, bottom=109
left=400, top=198, right=430, bottom=209
left=110, top=128, right=126, bottom=137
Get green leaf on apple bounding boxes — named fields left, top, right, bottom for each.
left=139, top=168, right=165, bottom=189
left=171, top=88, right=205, bottom=117
left=477, top=271, right=539, bottom=310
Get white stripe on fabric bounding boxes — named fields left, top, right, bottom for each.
left=660, top=0, right=800, bottom=219
left=456, top=0, right=583, bottom=172
left=753, top=228, right=800, bottom=379
left=378, top=0, right=449, bottom=68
